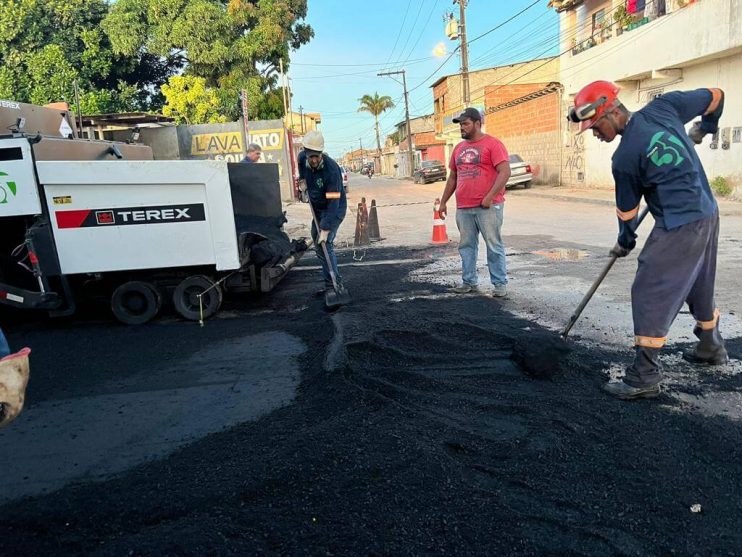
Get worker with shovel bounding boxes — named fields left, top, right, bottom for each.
left=572, top=81, right=727, bottom=400
left=298, top=131, right=351, bottom=307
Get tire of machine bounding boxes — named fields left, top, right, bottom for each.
left=111, top=281, right=161, bottom=325
left=173, top=275, right=223, bottom=321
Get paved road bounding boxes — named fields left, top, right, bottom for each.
left=289, top=174, right=742, bottom=346
left=1, top=176, right=741, bottom=554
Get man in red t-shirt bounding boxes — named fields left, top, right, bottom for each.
left=439, top=108, right=511, bottom=296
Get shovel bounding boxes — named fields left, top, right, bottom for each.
left=513, top=207, right=650, bottom=378
left=561, top=206, right=650, bottom=338
left=308, top=202, right=351, bottom=309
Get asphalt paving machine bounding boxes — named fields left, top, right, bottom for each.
left=0, top=101, right=307, bottom=324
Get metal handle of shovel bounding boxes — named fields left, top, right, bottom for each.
left=307, top=202, right=342, bottom=293
left=561, top=206, right=650, bottom=339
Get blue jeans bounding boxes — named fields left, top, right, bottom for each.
left=0, top=328, right=10, bottom=358
left=311, top=217, right=343, bottom=285
left=455, top=204, right=507, bottom=286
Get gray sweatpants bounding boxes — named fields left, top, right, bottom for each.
left=626, top=212, right=720, bottom=385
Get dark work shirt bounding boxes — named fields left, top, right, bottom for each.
left=298, top=150, right=347, bottom=230
left=612, top=89, right=723, bottom=249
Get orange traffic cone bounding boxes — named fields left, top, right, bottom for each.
left=431, top=198, right=449, bottom=244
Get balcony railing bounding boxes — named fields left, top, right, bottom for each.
left=571, top=0, right=699, bottom=56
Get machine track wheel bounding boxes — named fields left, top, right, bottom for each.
left=173, top=275, right=223, bottom=321
left=111, top=281, right=161, bottom=325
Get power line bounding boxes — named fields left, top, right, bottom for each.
left=382, top=0, right=414, bottom=70
left=467, top=0, right=542, bottom=45
left=390, top=0, right=426, bottom=68
left=468, top=6, right=554, bottom=68
left=461, top=1, right=631, bottom=102
left=448, top=5, right=684, bottom=119
left=397, top=0, right=441, bottom=66
left=406, top=47, right=460, bottom=94
left=291, top=56, right=433, bottom=68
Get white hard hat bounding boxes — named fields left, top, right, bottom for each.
left=303, top=130, right=325, bottom=152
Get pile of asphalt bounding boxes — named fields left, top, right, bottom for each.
left=1, top=247, right=741, bottom=555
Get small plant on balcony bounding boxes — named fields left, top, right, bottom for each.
left=613, top=5, right=634, bottom=34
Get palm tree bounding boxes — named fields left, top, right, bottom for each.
left=358, top=93, right=396, bottom=160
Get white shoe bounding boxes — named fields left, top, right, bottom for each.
left=450, top=284, right=477, bottom=294
left=492, top=285, right=507, bottom=297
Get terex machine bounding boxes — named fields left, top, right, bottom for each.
left=0, top=101, right=307, bottom=324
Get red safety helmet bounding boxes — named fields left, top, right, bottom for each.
left=568, top=81, right=621, bottom=133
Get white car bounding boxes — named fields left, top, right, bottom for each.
left=506, top=154, right=533, bottom=189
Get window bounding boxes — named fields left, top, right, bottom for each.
left=592, top=8, right=605, bottom=35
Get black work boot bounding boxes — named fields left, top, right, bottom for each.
left=683, top=324, right=728, bottom=365
left=604, top=346, right=662, bottom=400
left=603, top=381, right=660, bottom=400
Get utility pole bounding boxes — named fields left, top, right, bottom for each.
left=359, top=137, right=364, bottom=165
left=378, top=69, right=415, bottom=177
left=455, top=0, right=470, bottom=106
left=279, top=59, right=289, bottom=118
left=299, top=105, right=305, bottom=134
left=287, top=77, right=295, bottom=135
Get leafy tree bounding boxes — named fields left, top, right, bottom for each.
left=103, top=0, right=313, bottom=123
left=160, top=75, right=227, bottom=124
left=0, top=0, right=172, bottom=112
left=358, top=93, right=396, bottom=154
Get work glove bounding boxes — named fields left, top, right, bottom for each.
left=318, top=229, right=330, bottom=245
left=609, top=243, right=632, bottom=258
left=688, top=121, right=706, bottom=145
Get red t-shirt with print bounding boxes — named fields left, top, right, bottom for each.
left=449, top=134, right=509, bottom=209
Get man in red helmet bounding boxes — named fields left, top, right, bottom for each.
left=570, top=80, right=727, bottom=400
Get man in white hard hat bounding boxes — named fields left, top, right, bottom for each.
left=298, top=131, right=348, bottom=295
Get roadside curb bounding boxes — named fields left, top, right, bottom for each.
left=511, top=189, right=742, bottom=216
left=510, top=190, right=614, bottom=208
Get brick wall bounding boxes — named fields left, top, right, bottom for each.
left=484, top=83, right=562, bottom=185
left=414, top=131, right=444, bottom=147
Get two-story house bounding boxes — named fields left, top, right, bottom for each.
left=432, top=58, right=561, bottom=185
left=553, top=0, right=742, bottom=188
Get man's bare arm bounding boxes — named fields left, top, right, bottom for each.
left=439, top=168, right=457, bottom=217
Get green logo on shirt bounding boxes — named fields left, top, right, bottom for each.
left=646, top=131, right=688, bottom=168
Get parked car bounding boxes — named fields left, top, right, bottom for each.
left=413, top=160, right=447, bottom=184
left=506, top=154, right=533, bottom=189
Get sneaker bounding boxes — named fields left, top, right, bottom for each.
left=450, top=284, right=477, bottom=294
left=492, top=284, right=507, bottom=297
left=602, top=380, right=660, bottom=400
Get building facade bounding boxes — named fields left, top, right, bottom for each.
left=432, top=58, right=561, bottom=184
left=553, top=0, right=742, bottom=189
